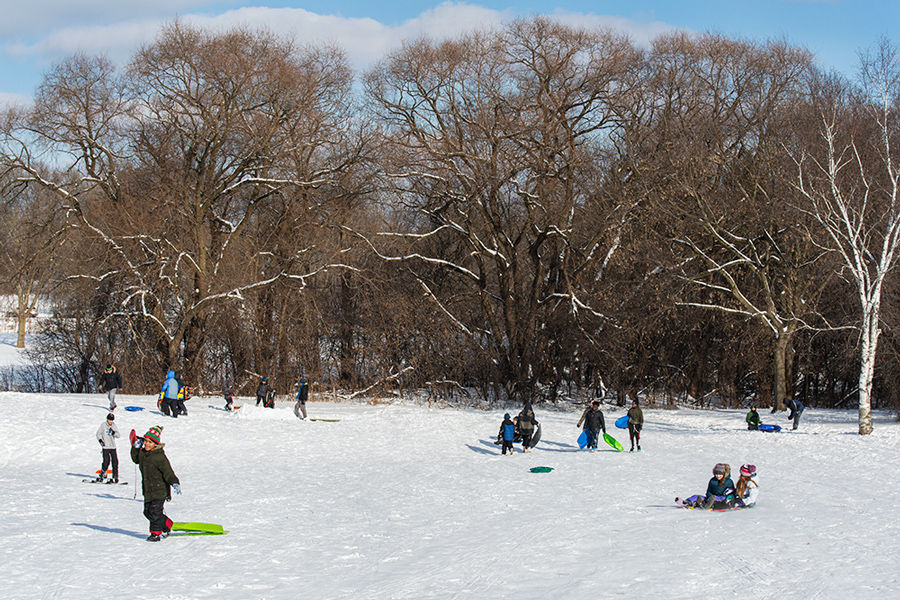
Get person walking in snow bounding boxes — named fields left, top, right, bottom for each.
left=224, top=382, right=235, bottom=411
left=160, top=371, right=180, bottom=418
left=256, top=377, right=273, bottom=407
left=131, top=426, right=180, bottom=542
left=515, top=402, right=537, bottom=452
left=576, top=400, right=606, bottom=452
left=173, top=372, right=189, bottom=416
left=498, top=413, right=516, bottom=455
left=746, top=406, right=762, bottom=430
left=98, top=364, right=122, bottom=411
left=95, top=412, right=120, bottom=483
left=294, top=378, right=309, bottom=419
left=627, top=399, right=643, bottom=452
left=785, top=396, right=804, bottom=430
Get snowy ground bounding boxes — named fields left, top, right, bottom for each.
left=1, top=392, right=899, bottom=599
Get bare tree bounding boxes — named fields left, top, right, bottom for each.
left=793, top=39, right=900, bottom=434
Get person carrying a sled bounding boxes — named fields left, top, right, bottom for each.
left=95, top=412, right=120, bottom=483
left=515, top=402, right=537, bottom=452
left=498, top=413, right=516, bottom=455
left=98, top=364, right=122, bottom=411
left=173, top=371, right=189, bottom=416
left=131, top=426, right=181, bottom=542
left=785, top=396, right=804, bottom=430
left=160, top=371, right=180, bottom=418
left=627, top=399, right=643, bottom=452
left=294, top=378, right=309, bottom=419
left=256, top=377, right=272, bottom=407
left=576, top=400, right=606, bottom=452
left=746, top=406, right=761, bottom=430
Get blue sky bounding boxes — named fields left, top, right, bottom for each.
left=1, top=1, right=896, bottom=105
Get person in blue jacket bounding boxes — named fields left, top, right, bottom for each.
left=785, top=396, right=804, bottom=430
left=498, top=413, right=516, bottom=455
left=160, top=370, right=180, bottom=418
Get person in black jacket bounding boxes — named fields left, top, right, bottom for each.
left=515, top=403, right=537, bottom=452
left=98, top=364, right=122, bottom=411
left=256, top=377, right=272, bottom=407
left=294, top=378, right=309, bottom=419
left=576, top=400, right=606, bottom=452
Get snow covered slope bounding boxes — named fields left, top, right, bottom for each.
left=1, top=393, right=898, bottom=599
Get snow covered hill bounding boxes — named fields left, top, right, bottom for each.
left=1, top=392, right=898, bottom=599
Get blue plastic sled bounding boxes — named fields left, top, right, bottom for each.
left=124, top=406, right=144, bottom=412
left=615, top=415, right=629, bottom=429
left=758, top=424, right=781, bottom=432
left=577, top=430, right=589, bottom=449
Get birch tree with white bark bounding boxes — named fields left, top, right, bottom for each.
left=793, top=39, right=900, bottom=434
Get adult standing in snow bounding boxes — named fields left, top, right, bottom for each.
left=256, top=377, right=272, bottom=407
left=95, top=413, right=120, bottom=483
left=160, top=371, right=180, bottom=418
left=785, top=396, right=804, bottom=430
left=576, top=400, right=606, bottom=452
left=516, top=402, right=537, bottom=452
left=98, top=364, right=122, bottom=411
left=294, top=378, right=309, bottom=419
left=224, top=382, right=235, bottom=411
left=131, top=426, right=181, bottom=542
left=746, top=406, right=762, bottom=430
left=627, top=399, right=643, bottom=452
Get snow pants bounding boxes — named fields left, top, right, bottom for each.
left=100, top=448, right=119, bottom=479
left=501, top=440, right=514, bottom=454
left=586, top=428, right=600, bottom=449
left=161, top=397, right=178, bottom=418
left=143, top=499, right=173, bottom=535
left=294, top=400, right=307, bottom=419
left=225, top=395, right=233, bottom=411
left=106, top=388, right=117, bottom=410
left=791, top=410, right=803, bottom=430
left=628, top=424, right=641, bottom=449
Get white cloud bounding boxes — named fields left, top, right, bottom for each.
left=2, top=2, right=678, bottom=76
left=0, top=91, right=33, bottom=109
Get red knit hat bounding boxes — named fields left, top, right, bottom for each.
left=143, top=426, right=163, bottom=445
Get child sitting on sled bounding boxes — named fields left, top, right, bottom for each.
left=678, top=463, right=735, bottom=509
left=733, top=464, right=758, bottom=508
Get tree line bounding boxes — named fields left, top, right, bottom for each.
left=2, top=18, right=900, bottom=433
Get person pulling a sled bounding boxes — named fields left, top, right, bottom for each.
left=627, top=399, right=643, bottom=452
left=95, top=412, right=120, bottom=483
left=131, top=425, right=181, bottom=542
left=498, top=413, right=516, bottom=455
left=576, top=400, right=606, bottom=452
left=746, top=406, right=762, bottom=430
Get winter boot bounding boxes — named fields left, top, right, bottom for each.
left=146, top=534, right=161, bottom=542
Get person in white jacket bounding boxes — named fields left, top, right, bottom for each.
left=95, top=413, right=120, bottom=483
left=733, top=464, right=758, bottom=507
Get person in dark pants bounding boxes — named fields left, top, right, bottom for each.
left=294, top=378, right=309, bottom=419
left=785, top=397, right=805, bottom=430
left=131, top=426, right=181, bottom=542
left=498, top=413, right=516, bottom=455
left=627, top=400, right=644, bottom=452
left=515, top=403, right=537, bottom=452
left=224, top=382, right=234, bottom=411
left=576, top=400, right=606, bottom=452
left=160, top=371, right=180, bottom=418
left=256, top=377, right=272, bottom=407
left=95, top=412, right=120, bottom=482
left=98, top=364, right=122, bottom=411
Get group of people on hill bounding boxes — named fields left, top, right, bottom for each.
left=574, top=399, right=644, bottom=453
left=497, top=403, right=538, bottom=454
left=746, top=397, right=804, bottom=431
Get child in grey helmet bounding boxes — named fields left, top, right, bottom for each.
left=95, top=413, right=120, bottom=482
